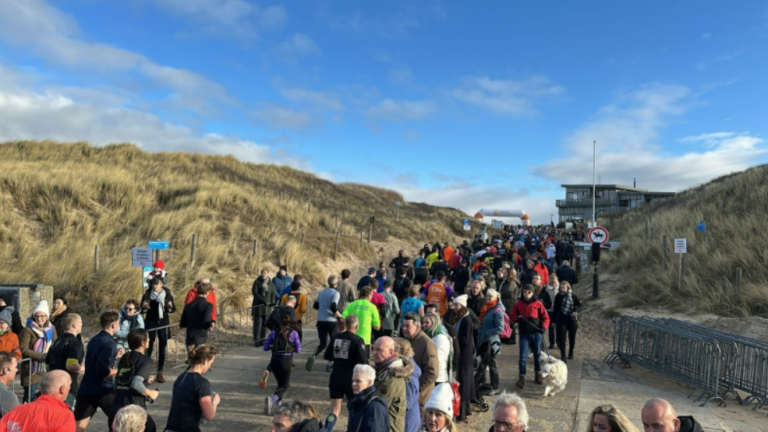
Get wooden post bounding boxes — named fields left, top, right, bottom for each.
left=153, top=249, right=159, bottom=263
left=368, top=216, right=374, bottom=244
left=301, top=233, right=305, bottom=246
left=334, top=231, right=340, bottom=260
left=252, top=238, right=258, bottom=256
left=190, top=234, right=197, bottom=265
left=94, top=245, right=100, bottom=273
left=679, top=254, right=685, bottom=290
left=396, top=206, right=400, bottom=221
left=645, top=218, right=649, bottom=240
left=703, top=219, right=708, bottom=243
left=307, top=202, right=312, bottom=212
left=335, top=215, right=340, bottom=231
left=663, top=235, right=668, bottom=270
left=736, top=267, right=742, bottom=291
left=360, top=232, right=363, bottom=246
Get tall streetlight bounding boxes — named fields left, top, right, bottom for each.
left=592, top=140, right=596, bottom=228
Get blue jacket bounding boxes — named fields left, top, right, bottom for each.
left=405, top=359, right=421, bottom=432
left=78, top=330, right=118, bottom=397
left=114, top=306, right=144, bottom=351
left=273, top=273, right=293, bottom=299
left=478, top=303, right=505, bottom=350
left=346, top=385, right=390, bottom=432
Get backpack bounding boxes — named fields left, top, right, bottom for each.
left=272, top=328, right=294, bottom=354
left=495, top=309, right=513, bottom=339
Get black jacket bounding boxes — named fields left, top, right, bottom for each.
left=555, top=265, right=579, bottom=286
left=552, top=292, right=582, bottom=323
left=141, top=288, right=176, bottom=326
left=678, top=416, right=704, bottom=432
left=180, top=297, right=214, bottom=338
left=520, top=268, right=537, bottom=286
left=346, top=386, right=389, bottom=432
left=430, top=261, right=449, bottom=277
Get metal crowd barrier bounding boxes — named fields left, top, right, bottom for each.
left=649, top=317, right=768, bottom=411
left=604, top=315, right=725, bottom=407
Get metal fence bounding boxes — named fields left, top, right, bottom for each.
left=604, top=315, right=725, bottom=407
left=647, top=317, right=768, bottom=411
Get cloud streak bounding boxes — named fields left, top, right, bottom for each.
left=452, top=75, right=564, bottom=117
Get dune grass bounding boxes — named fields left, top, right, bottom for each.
left=601, top=164, right=768, bottom=317
left=0, top=141, right=471, bottom=314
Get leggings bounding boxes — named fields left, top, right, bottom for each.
left=556, top=317, right=579, bottom=358
left=270, top=354, right=293, bottom=401
left=147, top=325, right=168, bottom=372
left=315, top=321, right=337, bottom=356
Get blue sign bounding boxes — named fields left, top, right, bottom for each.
left=697, top=222, right=706, bottom=232
left=396, top=202, right=401, bottom=207
left=148, top=240, right=170, bottom=250
left=464, top=218, right=470, bottom=225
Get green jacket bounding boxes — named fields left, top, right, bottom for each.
left=374, top=355, right=414, bottom=432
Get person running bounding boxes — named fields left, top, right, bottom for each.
left=307, top=275, right=341, bottom=372
left=423, top=272, right=453, bottom=317
left=263, top=311, right=301, bottom=415
left=325, top=315, right=368, bottom=417
left=399, top=286, right=424, bottom=331
left=141, top=277, right=176, bottom=384
left=45, top=313, right=84, bottom=409
left=341, top=287, right=381, bottom=346
left=108, top=329, right=159, bottom=432
left=165, top=345, right=220, bottom=432
left=511, top=284, right=550, bottom=389
left=75, top=312, right=123, bottom=432
left=380, top=280, right=400, bottom=338
left=337, top=270, right=357, bottom=316
left=281, top=280, right=307, bottom=342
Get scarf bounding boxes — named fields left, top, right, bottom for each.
left=50, top=305, right=67, bottom=321
left=375, top=354, right=399, bottom=372
left=478, top=298, right=498, bottom=322
left=561, top=291, right=574, bottom=316
left=26, top=318, right=53, bottom=375
left=150, top=288, right=166, bottom=320
left=120, top=307, right=142, bottom=330
left=423, top=312, right=446, bottom=338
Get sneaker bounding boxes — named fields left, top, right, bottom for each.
left=259, top=370, right=269, bottom=389
left=264, top=396, right=273, bottom=416
left=305, top=355, right=316, bottom=371
left=325, top=363, right=333, bottom=373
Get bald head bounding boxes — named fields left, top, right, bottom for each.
left=641, top=398, right=680, bottom=432
left=372, top=336, right=396, bottom=364
left=40, top=370, right=72, bottom=402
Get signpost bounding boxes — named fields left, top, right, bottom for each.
left=396, top=202, right=401, bottom=221
left=675, top=238, right=687, bottom=289
left=463, top=218, right=471, bottom=232
left=131, top=248, right=153, bottom=268
left=587, top=226, right=609, bottom=299
left=148, top=240, right=170, bottom=250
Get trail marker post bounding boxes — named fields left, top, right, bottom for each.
left=588, top=226, right=610, bottom=299
left=396, top=202, right=401, bottom=221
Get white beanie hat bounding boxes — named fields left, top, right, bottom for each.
left=424, top=383, right=453, bottom=418
left=33, top=300, right=50, bottom=318
left=452, top=295, right=468, bottom=308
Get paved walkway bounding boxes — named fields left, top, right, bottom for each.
left=84, top=327, right=766, bottom=432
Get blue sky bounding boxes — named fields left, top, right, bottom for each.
left=1, top=1, right=767, bottom=223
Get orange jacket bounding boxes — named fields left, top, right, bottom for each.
left=0, top=394, right=76, bottom=432
left=0, top=331, right=21, bottom=360
left=533, top=264, right=549, bottom=287
left=281, top=291, right=307, bottom=321
left=442, top=247, right=454, bottom=262
left=185, top=287, right=218, bottom=322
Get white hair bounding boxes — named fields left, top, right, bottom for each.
left=492, top=391, right=529, bottom=427
left=486, top=288, right=499, bottom=300
left=353, top=364, right=376, bottom=384
left=112, top=405, right=147, bottom=432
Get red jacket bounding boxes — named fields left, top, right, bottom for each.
left=0, top=394, right=75, bottom=432
left=533, top=264, right=549, bottom=287
left=185, top=286, right=218, bottom=322
left=511, top=298, right=550, bottom=334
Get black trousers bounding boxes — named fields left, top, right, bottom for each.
left=147, top=324, right=168, bottom=372
left=270, top=354, right=293, bottom=401
left=556, top=317, right=579, bottom=358
left=253, top=312, right=267, bottom=345
left=315, top=321, right=337, bottom=356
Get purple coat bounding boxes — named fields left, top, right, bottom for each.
left=405, top=358, right=421, bottom=432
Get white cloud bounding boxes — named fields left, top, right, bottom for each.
left=366, top=99, right=437, bottom=122
left=278, top=33, right=322, bottom=56
left=136, top=0, right=287, bottom=39
left=531, top=84, right=766, bottom=191
left=280, top=88, right=344, bottom=111
left=452, top=75, right=564, bottom=117
left=250, top=104, right=313, bottom=130
left=0, top=0, right=230, bottom=110
left=0, top=64, right=306, bottom=168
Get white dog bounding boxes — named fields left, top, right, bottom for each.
left=539, top=352, right=568, bottom=397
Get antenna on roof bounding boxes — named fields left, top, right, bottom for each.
left=634, top=178, right=636, bottom=188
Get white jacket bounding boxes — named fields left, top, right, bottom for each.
left=432, top=333, right=452, bottom=383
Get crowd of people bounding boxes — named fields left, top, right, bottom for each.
left=0, top=229, right=706, bottom=432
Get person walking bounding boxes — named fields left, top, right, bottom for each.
left=180, top=282, right=215, bottom=351
left=263, top=311, right=301, bottom=415
left=497, top=268, right=520, bottom=345
left=421, top=313, right=451, bottom=386
left=20, top=300, right=57, bottom=403
left=477, top=289, right=505, bottom=395
left=141, top=277, right=176, bottom=384
left=553, top=281, right=581, bottom=362
left=380, top=280, right=400, bottom=338
left=252, top=267, right=275, bottom=347
left=511, top=285, right=550, bottom=389
left=447, top=295, right=474, bottom=422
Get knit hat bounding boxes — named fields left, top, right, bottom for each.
left=33, top=300, right=50, bottom=318
left=0, top=306, right=14, bottom=325
left=425, top=383, right=454, bottom=418
left=453, top=294, right=468, bottom=307
left=368, top=267, right=376, bottom=274
left=153, top=260, right=165, bottom=270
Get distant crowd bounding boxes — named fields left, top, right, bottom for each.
left=0, top=225, right=704, bottom=432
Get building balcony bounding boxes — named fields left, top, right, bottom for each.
left=556, top=198, right=614, bottom=207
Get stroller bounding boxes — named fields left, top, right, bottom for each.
left=471, top=341, right=501, bottom=412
